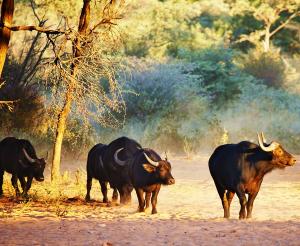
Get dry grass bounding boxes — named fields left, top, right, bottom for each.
left=0, top=169, right=119, bottom=219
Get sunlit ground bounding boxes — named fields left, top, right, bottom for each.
left=0, top=154, right=300, bottom=245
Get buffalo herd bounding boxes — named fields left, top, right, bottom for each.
left=0, top=132, right=296, bottom=218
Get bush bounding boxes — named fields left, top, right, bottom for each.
left=241, top=50, right=286, bottom=89
left=219, top=82, right=300, bottom=152
left=178, top=47, right=259, bottom=108
left=110, top=58, right=237, bottom=153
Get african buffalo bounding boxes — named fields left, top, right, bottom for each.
left=209, top=132, right=296, bottom=219
left=0, top=137, right=46, bottom=197
left=115, top=147, right=175, bottom=214
left=85, top=136, right=141, bottom=204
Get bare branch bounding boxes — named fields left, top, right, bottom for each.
left=0, top=82, right=17, bottom=112
left=2, top=22, right=65, bottom=34
left=270, top=11, right=300, bottom=38
left=29, top=0, right=41, bottom=23
left=0, top=100, right=15, bottom=112
left=90, top=18, right=118, bottom=32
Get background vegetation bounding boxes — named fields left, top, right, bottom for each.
left=1, top=0, right=300, bottom=164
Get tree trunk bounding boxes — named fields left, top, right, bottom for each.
left=51, top=0, right=91, bottom=181
left=51, top=91, right=72, bottom=180
left=0, top=0, right=14, bottom=79
left=263, top=24, right=271, bottom=52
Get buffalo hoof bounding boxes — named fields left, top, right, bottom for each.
left=138, top=207, right=145, bottom=213
left=103, top=198, right=109, bottom=203
left=239, top=215, right=246, bottom=220
left=151, top=208, right=157, bottom=214
left=85, top=195, right=90, bottom=202
left=21, top=193, right=29, bottom=199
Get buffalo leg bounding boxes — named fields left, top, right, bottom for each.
left=136, top=188, right=145, bottom=212
left=112, top=188, right=118, bottom=202
left=236, top=187, right=247, bottom=219
left=24, top=176, right=33, bottom=195
left=100, top=181, right=108, bottom=203
left=85, top=176, right=92, bottom=201
left=0, top=169, right=4, bottom=196
left=226, top=191, right=235, bottom=218
left=18, top=176, right=26, bottom=194
left=11, top=175, right=20, bottom=197
left=145, top=192, right=151, bottom=210
left=246, top=192, right=258, bottom=219
left=119, top=187, right=131, bottom=205
left=151, top=186, right=161, bottom=214
left=215, top=183, right=229, bottom=218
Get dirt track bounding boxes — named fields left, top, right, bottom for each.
left=0, top=155, right=300, bottom=245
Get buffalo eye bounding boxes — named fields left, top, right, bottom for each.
left=159, top=168, right=167, bottom=175
left=274, top=148, right=283, bottom=157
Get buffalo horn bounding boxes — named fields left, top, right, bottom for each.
left=23, top=148, right=35, bottom=163
left=114, top=148, right=126, bottom=166
left=257, top=132, right=279, bottom=152
left=261, top=132, right=267, bottom=144
left=144, top=152, right=159, bottom=167
left=164, top=151, right=168, bottom=161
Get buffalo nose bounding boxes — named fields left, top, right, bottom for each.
left=168, top=178, right=175, bottom=185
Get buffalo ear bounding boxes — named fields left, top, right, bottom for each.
left=143, top=164, right=156, bottom=173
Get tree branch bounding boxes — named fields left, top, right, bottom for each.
left=90, top=18, right=119, bottom=32
left=2, top=22, right=65, bottom=34
left=270, top=11, right=300, bottom=38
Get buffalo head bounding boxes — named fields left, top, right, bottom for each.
left=143, top=152, right=175, bottom=185
left=257, top=132, right=296, bottom=168
left=22, top=148, right=46, bottom=181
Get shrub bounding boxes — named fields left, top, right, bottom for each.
left=241, top=50, right=286, bottom=89
left=220, top=82, right=300, bottom=152
left=178, top=48, right=259, bottom=108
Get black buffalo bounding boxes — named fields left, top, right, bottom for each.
left=0, top=137, right=46, bottom=197
left=209, top=132, right=296, bottom=219
left=118, top=148, right=175, bottom=214
left=86, top=136, right=141, bottom=204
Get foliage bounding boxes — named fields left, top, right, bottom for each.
left=179, top=48, right=259, bottom=108
left=228, top=0, right=300, bottom=53
left=120, top=0, right=225, bottom=59
left=220, top=82, right=300, bottom=152
left=0, top=79, right=47, bottom=137
left=118, top=59, right=208, bottom=152
left=241, top=50, right=286, bottom=88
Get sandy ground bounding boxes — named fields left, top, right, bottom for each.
left=0, top=154, right=300, bottom=245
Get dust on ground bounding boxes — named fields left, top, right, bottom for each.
left=0, top=154, right=300, bottom=245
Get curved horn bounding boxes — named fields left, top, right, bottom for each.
left=261, top=132, right=267, bottom=144
left=144, top=152, right=159, bottom=167
left=114, top=148, right=126, bottom=166
left=257, top=133, right=279, bottom=152
left=22, top=148, right=35, bottom=163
